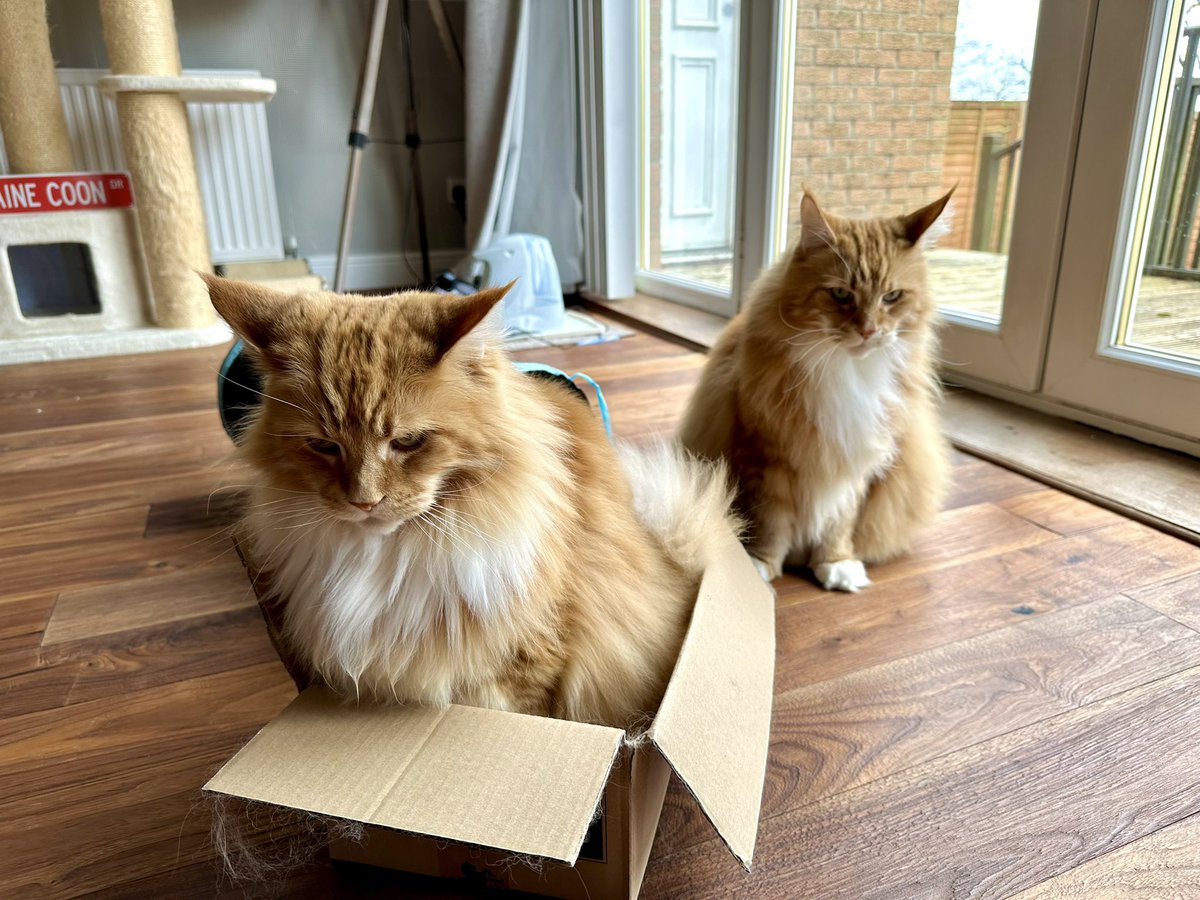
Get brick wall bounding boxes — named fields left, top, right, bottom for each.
left=787, top=0, right=960, bottom=238
left=642, top=0, right=965, bottom=272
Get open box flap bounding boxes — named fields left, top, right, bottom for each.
left=648, top=532, right=775, bottom=869
left=205, top=687, right=624, bottom=865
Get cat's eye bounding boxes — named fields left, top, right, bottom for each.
left=391, top=432, right=427, bottom=453
left=306, top=438, right=341, bottom=456
left=829, top=287, right=854, bottom=304
left=882, top=290, right=904, bottom=304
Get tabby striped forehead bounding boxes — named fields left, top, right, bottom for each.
left=825, top=216, right=911, bottom=291
left=295, top=299, right=441, bottom=438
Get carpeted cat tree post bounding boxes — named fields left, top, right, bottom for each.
left=0, top=0, right=75, bottom=174
left=98, top=0, right=215, bottom=329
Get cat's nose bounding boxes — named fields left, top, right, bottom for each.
left=348, top=498, right=381, bottom=512
left=859, top=327, right=877, bottom=340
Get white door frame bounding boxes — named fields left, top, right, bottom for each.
left=1041, top=0, right=1200, bottom=443
left=576, top=0, right=638, bottom=300
left=937, top=0, right=1099, bottom=391
left=582, top=0, right=794, bottom=316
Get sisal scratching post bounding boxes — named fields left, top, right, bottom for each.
left=0, top=0, right=74, bottom=173
left=99, top=0, right=214, bottom=329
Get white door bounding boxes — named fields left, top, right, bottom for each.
left=659, top=0, right=738, bottom=258
left=933, top=0, right=1096, bottom=391
left=1041, top=0, right=1200, bottom=446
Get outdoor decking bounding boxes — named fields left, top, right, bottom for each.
left=926, top=249, right=1200, bottom=361
left=662, top=249, right=1200, bottom=361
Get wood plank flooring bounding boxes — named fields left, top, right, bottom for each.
left=3, top=325, right=1200, bottom=898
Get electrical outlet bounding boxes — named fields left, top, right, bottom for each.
left=445, top=178, right=465, bottom=204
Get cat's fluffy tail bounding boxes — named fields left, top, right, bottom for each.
left=618, top=441, right=741, bottom=578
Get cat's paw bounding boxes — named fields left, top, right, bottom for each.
left=813, top=559, right=871, bottom=593
left=752, top=556, right=780, bottom=582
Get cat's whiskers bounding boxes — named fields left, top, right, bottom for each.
left=206, top=483, right=314, bottom=509
left=426, top=505, right=498, bottom=557
left=775, top=301, right=840, bottom=341
left=277, top=514, right=334, bottom=530
left=215, top=370, right=314, bottom=417
left=433, top=504, right=502, bottom=549
left=409, top=510, right=441, bottom=550
left=269, top=507, right=330, bottom=527
left=242, top=495, right=319, bottom=513
left=785, top=340, right=840, bottom=395
left=435, top=461, right=505, bottom=498
left=251, top=525, right=313, bottom=587
left=784, top=330, right=838, bottom=347
left=416, top=508, right=489, bottom=568
left=811, top=227, right=854, bottom=281
left=189, top=495, right=312, bottom=547
left=790, top=333, right=841, bottom=361
left=436, top=502, right=497, bottom=527
left=788, top=336, right=843, bottom=379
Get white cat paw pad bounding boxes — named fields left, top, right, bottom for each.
left=752, top=557, right=777, bottom=583
left=814, top=559, right=871, bottom=593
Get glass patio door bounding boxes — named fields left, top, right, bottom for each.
left=612, top=0, right=1200, bottom=445
left=1042, top=0, right=1200, bottom=444
left=636, top=0, right=742, bottom=315
left=922, top=0, right=1095, bottom=391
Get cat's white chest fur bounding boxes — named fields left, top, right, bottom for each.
left=245, top=503, right=539, bottom=704
left=792, top=342, right=905, bottom=540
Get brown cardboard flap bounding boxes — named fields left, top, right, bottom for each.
left=204, top=687, right=624, bottom=864
left=648, top=532, right=775, bottom=869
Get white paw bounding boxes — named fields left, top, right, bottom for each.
left=752, top=557, right=778, bottom=582
left=813, top=559, right=871, bottom=593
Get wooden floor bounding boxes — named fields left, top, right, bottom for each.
left=5, top=324, right=1200, bottom=899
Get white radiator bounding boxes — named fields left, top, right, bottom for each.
left=0, top=68, right=283, bottom=264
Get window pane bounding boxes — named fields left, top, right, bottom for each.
left=1120, top=3, right=1200, bottom=364
left=640, top=0, right=740, bottom=293
left=782, top=0, right=1041, bottom=324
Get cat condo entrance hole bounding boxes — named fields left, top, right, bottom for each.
left=9, top=243, right=102, bottom=317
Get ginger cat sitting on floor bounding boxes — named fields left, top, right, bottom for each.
left=679, top=190, right=953, bottom=592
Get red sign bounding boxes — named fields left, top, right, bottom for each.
left=0, top=172, right=134, bottom=215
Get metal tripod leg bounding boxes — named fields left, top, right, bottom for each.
left=334, top=0, right=390, bottom=292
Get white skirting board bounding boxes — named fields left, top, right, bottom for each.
left=307, top=250, right=467, bottom=292
left=0, top=321, right=231, bottom=366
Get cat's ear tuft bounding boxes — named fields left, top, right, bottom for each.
left=900, top=187, right=955, bottom=245
left=200, top=273, right=292, bottom=350
left=798, top=192, right=836, bottom=257
left=433, top=281, right=513, bottom=361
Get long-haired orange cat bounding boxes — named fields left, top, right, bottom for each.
left=679, top=190, right=953, bottom=591
left=205, top=276, right=735, bottom=729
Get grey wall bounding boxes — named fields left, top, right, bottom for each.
left=46, top=0, right=467, bottom=270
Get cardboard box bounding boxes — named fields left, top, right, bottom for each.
left=205, top=531, right=775, bottom=899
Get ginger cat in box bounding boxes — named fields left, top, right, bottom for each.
left=205, top=277, right=737, bottom=729
left=679, top=190, right=953, bottom=591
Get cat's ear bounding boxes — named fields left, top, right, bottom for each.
left=899, top=187, right=955, bottom=245
left=200, top=273, right=293, bottom=351
left=798, top=192, right=836, bottom=257
left=433, top=281, right=514, bottom=361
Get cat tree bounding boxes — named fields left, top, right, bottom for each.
left=98, top=0, right=216, bottom=329
left=0, top=0, right=73, bottom=174
left=0, top=0, right=274, bottom=361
